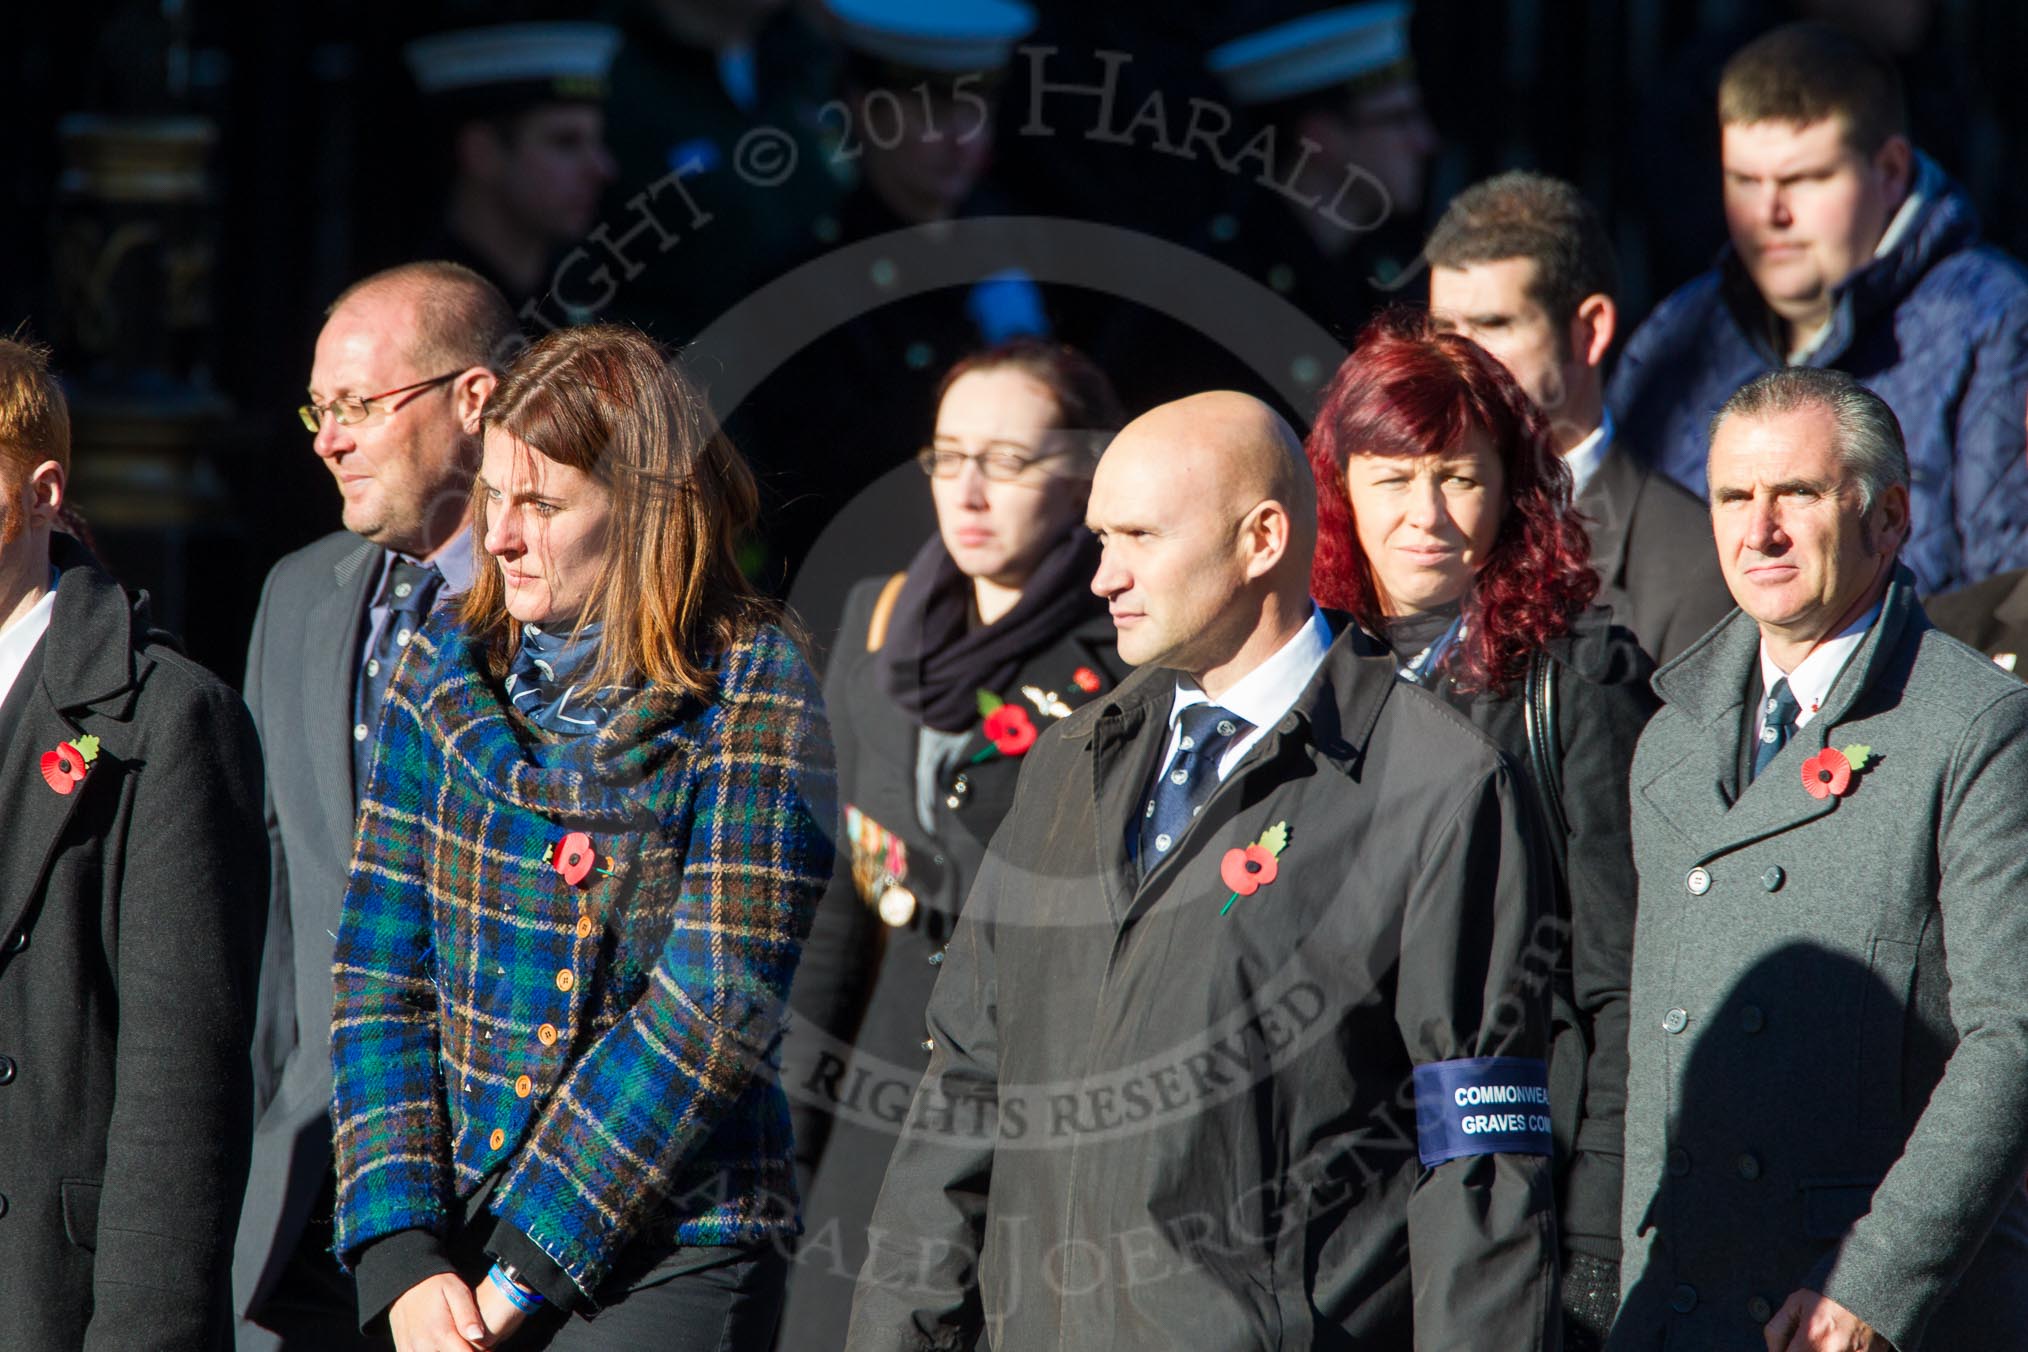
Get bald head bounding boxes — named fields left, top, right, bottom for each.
left=1088, top=392, right=1319, bottom=691
left=327, top=260, right=519, bottom=378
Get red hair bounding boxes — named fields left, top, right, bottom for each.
left=1307, top=309, right=1598, bottom=694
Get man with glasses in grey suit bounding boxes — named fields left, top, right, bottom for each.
left=233, top=261, right=513, bottom=1349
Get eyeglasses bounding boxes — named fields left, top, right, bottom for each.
left=298, top=372, right=462, bottom=433
left=915, top=444, right=1066, bottom=481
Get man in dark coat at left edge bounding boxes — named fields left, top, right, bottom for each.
left=0, top=338, right=268, bottom=1350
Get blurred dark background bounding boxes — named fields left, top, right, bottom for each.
left=4, top=0, right=2023, bottom=684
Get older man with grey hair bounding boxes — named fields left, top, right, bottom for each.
left=1611, top=367, right=2028, bottom=1352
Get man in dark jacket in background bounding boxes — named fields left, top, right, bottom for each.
left=1429, top=169, right=1732, bottom=665
left=846, top=392, right=1558, bottom=1351
left=0, top=338, right=268, bottom=1349
left=1608, top=21, right=2028, bottom=596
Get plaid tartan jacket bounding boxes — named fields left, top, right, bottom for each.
left=329, top=609, right=836, bottom=1300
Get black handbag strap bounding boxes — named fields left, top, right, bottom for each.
left=1523, top=648, right=1572, bottom=846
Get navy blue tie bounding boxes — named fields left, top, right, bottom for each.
left=1137, top=703, right=1251, bottom=881
left=353, top=558, right=442, bottom=796
left=1752, top=677, right=1800, bottom=782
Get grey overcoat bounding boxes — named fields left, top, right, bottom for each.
left=1612, top=566, right=2028, bottom=1351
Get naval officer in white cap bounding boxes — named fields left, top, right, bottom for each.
left=1202, top=1, right=1439, bottom=341
left=404, top=22, right=620, bottom=320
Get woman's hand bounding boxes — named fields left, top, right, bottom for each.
left=474, top=1271, right=535, bottom=1346
left=389, top=1272, right=489, bottom=1351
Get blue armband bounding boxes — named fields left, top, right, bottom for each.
left=1412, top=1056, right=1554, bottom=1167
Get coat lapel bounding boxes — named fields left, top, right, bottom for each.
left=309, top=540, right=376, bottom=856
left=1643, top=566, right=1921, bottom=862
left=1085, top=671, right=1164, bottom=929
left=1575, top=444, right=1637, bottom=591
left=0, top=549, right=143, bottom=948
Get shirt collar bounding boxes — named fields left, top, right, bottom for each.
left=0, top=566, right=60, bottom=709
left=1169, top=604, right=1333, bottom=733
left=1563, top=409, right=1614, bottom=499
left=381, top=525, right=477, bottom=598
left=1758, top=598, right=1883, bottom=726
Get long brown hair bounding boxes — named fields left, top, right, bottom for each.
left=460, top=323, right=778, bottom=698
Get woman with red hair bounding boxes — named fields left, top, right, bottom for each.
left=1308, top=310, right=1658, bottom=1350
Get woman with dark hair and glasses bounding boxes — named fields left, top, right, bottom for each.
left=1306, top=310, right=1658, bottom=1350
left=777, top=337, right=1128, bottom=1339
left=328, top=323, right=835, bottom=1351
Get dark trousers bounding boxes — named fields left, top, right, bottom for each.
left=239, top=1175, right=391, bottom=1351
left=516, top=1244, right=788, bottom=1352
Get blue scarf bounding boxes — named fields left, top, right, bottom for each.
left=505, top=622, right=639, bottom=736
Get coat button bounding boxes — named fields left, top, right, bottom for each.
left=1672, top=1284, right=1697, bottom=1314
left=1662, top=1008, right=1689, bottom=1034
left=0, top=1056, right=14, bottom=1085
left=1668, top=1147, right=1691, bottom=1176
left=489, top=1128, right=506, bottom=1150
left=1686, top=867, right=1711, bottom=895
left=515, top=1075, right=534, bottom=1098
left=574, top=916, right=594, bottom=939
left=1761, top=866, right=1785, bottom=892
left=1740, top=1005, right=1765, bottom=1034
left=537, top=1023, right=558, bottom=1047
left=1736, top=1152, right=1762, bottom=1180
left=555, top=969, right=574, bottom=993
left=2, top=931, right=24, bottom=954
left=1748, top=1296, right=1774, bottom=1323
left=353, top=723, right=369, bottom=742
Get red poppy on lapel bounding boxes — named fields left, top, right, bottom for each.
left=1801, top=744, right=1872, bottom=800
left=39, top=734, right=100, bottom=796
left=1071, top=666, right=1102, bottom=694
left=1220, top=820, right=1292, bottom=916
left=551, top=831, right=598, bottom=886
left=983, top=704, right=1037, bottom=756
left=1220, top=844, right=1279, bottom=895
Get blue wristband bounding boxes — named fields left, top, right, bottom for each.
left=487, top=1263, right=544, bottom=1313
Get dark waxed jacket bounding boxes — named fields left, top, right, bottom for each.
left=844, top=615, right=1560, bottom=1352
left=779, top=573, right=1124, bottom=1344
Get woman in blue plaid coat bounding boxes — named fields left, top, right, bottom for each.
left=329, top=324, right=837, bottom=1351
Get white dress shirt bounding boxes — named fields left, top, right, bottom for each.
left=1756, top=598, right=1882, bottom=740
left=1161, top=605, right=1334, bottom=782
left=1563, top=409, right=1615, bottom=500
left=0, top=569, right=58, bottom=712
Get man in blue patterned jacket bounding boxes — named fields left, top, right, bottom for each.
left=1607, top=21, right=2028, bottom=596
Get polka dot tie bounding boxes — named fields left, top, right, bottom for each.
left=1752, top=677, right=1799, bottom=783
left=1136, top=703, right=1251, bottom=882
left=352, top=557, right=442, bottom=797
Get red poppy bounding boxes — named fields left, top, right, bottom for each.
left=551, top=831, right=597, bottom=886
left=1800, top=747, right=1852, bottom=800
left=39, top=743, right=88, bottom=795
left=1071, top=666, right=1101, bottom=694
left=1220, top=844, right=1279, bottom=896
left=984, top=705, right=1037, bottom=756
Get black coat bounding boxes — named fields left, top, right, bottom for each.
left=845, top=615, right=1559, bottom=1351
left=780, top=572, right=1124, bottom=1344
left=0, top=538, right=268, bottom=1351
left=1399, top=609, right=1659, bottom=1267
left=1923, top=564, right=2028, bottom=680
left=1576, top=441, right=1734, bottom=667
